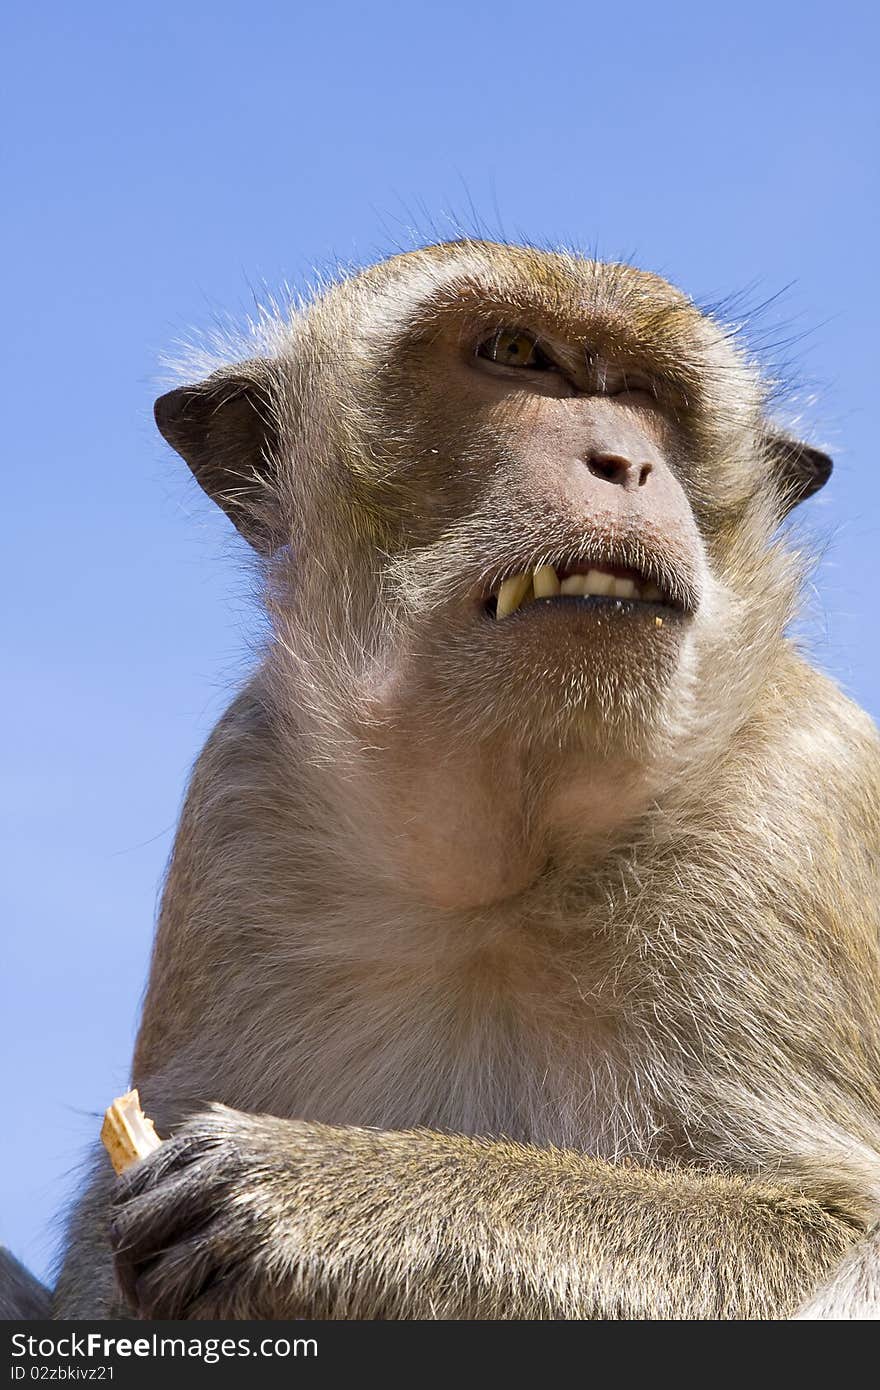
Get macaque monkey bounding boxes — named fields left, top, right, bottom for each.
left=51, top=241, right=879, bottom=1319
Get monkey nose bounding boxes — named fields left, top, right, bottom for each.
left=585, top=452, right=653, bottom=491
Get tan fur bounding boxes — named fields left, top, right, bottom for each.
left=52, top=241, right=880, bottom=1319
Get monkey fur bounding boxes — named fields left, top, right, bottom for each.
left=51, top=242, right=880, bottom=1320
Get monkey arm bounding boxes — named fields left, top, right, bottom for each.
left=108, top=1105, right=859, bottom=1320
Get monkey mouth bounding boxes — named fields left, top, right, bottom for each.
left=483, top=555, right=693, bottom=621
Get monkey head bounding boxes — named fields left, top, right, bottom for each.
left=155, top=242, right=832, bottom=906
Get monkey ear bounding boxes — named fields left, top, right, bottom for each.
left=154, top=362, right=281, bottom=552
left=763, top=427, right=833, bottom=515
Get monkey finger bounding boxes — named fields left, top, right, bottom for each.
left=114, top=1132, right=207, bottom=1195
left=109, top=1168, right=227, bottom=1266
left=117, top=1125, right=237, bottom=1203
left=117, top=1239, right=220, bottom=1321
left=118, top=1214, right=256, bottom=1321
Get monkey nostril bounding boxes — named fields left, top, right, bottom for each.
left=638, top=462, right=653, bottom=487
left=587, top=453, right=630, bottom=485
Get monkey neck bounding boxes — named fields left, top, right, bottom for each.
left=342, top=727, right=656, bottom=911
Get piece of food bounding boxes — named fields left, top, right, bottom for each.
left=101, top=1089, right=162, bottom=1174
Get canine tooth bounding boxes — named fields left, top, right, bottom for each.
left=533, top=565, right=560, bottom=597
left=583, top=569, right=615, bottom=596
left=643, top=583, right=662, bottom=601
left=560, top=574, right=590, bottom=596
left=496, top=572, right=531, bottom=618
left=611, top=576, right=637, bottom=599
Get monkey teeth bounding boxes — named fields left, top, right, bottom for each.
left=493, top=566, right=664, bottom=618
left=495, top=571, right=533, bottom=619
left=533, top=564, right=561, bottom=598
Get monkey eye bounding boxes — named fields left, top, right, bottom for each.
left=476, top=330, right=555, bottom=370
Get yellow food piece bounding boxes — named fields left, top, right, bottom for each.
left=100, top=1089, right=162, bottom=1175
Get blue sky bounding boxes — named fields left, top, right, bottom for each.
left=3, top=1, right=877, bottom=1286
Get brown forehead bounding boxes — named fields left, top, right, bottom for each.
left=366, top=242, right=691, bottom=322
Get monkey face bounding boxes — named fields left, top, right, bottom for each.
left=316, top=244, right=762, bottom=764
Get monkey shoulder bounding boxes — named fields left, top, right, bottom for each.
left=753, top=652, right=880, bottom=916
left=768, top=650, right=880, bottom=792
left=195, top=681, right=279, bottom=777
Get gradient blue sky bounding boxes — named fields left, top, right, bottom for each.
left=3, top=1, right=878, bottom=1285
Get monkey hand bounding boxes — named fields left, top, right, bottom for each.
left=108, top=1104, right=332, bottom=1320
left=109, top=1104, right=461, bottom=1319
